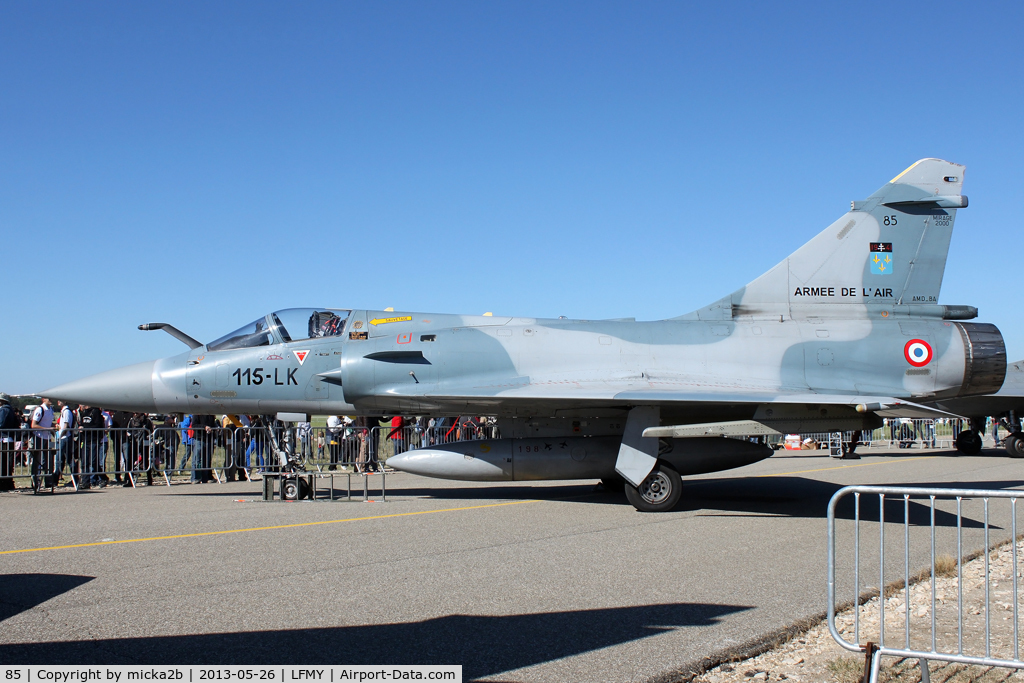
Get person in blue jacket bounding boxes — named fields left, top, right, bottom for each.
left=178, top=414, right=194, bottom=472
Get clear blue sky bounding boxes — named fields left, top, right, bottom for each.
left=2, top=1, right=1022, bottom=394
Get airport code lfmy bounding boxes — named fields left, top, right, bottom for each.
left=2, top=670, right=460, bottom=683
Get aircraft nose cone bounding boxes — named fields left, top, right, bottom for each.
left=42, top=361, right=158, bottom=412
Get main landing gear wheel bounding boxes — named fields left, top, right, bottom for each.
left=1005, top=432, right=1024, bottom=458
left=625, top=462, right=682, bottom=512
left=955, top=430, right=983, bottom=456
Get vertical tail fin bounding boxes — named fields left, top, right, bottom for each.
left=683, top=159, right=967, bottom=320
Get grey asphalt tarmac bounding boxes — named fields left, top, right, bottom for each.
left=1, top=447, right=1021, bottom=682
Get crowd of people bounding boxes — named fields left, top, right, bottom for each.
left=317, top=415, right=494, bottom=472
left=0, top=394, right=198, bottom=491
left=0, top=392, right=496, bottom=493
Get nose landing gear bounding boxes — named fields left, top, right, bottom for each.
left=281, top=476, right=312, bottom=500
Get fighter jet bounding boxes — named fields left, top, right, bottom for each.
left=43, top=158, right=1007, bottom=511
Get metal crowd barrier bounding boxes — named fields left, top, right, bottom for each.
left=0, top=419, right=500, bottom=493
left=827, top=485, right=1024, bottom=682
left=300, top=426, right=374, bottom=472
left=154, top=424, right=229, bottom=484
left=294, top=423, right=498, bottom=473
left=863, top=419, right=970, bottom=450
left=0, top=427, right=58, bottom=490
left=1, top=427, right=158, bottom=491
left=775, top=419, right=973, bottom=452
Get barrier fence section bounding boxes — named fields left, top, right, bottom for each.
left=863, top=419, right=970, bottom=450
left=0, top=421, right=500, bottom=492
left=0, top=426, right=163, bottom=491
left=0, top=427, right=55, bottom=490
left=786, top=419, right=972, bottom=451
left=300, top=423, right=498, bottom=472
left=827, top=485, right=1024, bottom=682
left=17, top=419, right=988, bottom=489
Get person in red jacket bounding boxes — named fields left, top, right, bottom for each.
left=388, top=416, right=407, bottom=456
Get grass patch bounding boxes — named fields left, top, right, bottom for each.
left=826, top=656, right=939, bottom=683
left=826, top=656, right=864, bottom=683
left=934, top=553, right=958, bottom=577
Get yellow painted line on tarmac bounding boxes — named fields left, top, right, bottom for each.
left=0, top=499, right=542, bottom=556
left=758, top=455, right=938, bottom=478
left=1, top=457, right=945, bottom=555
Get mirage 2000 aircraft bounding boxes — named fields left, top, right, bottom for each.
left=43, top=159, right=1008, bottom=511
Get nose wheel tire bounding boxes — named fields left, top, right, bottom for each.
left=281, top=477, right=311, bottom=501
left=625, top=462, right=682, bottom=512
left=955, top=430, right=983, bottom=456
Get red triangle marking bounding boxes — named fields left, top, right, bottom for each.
left=294, top=350, right=309, bottom=365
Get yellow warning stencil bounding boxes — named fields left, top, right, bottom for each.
left=370, top=316, right=412, bottom=326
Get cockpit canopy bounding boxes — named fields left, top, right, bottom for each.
left=207, top=308, right=351, bottom=352
left=272, top=308, right=350, bottom=342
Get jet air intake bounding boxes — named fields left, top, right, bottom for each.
left=955, top=322, right=1006, bottom=396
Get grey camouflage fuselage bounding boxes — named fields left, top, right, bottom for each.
left=42, top=159, right=1008, bottom=501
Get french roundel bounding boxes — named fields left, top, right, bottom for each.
left=904, top=339, right=933, bottom=367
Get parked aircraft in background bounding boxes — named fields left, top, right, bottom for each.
left=43, top=159, right=1013, bottom=511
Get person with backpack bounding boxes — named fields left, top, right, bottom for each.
left=190, top=414, right=217, bottom=483
left=221, top=414, right=245, bottom=481
left=0, top=393, right=20, bottom=491
left=326, top=415, right=343, bottom=470
left=151, top=413, right=178, bottom=474
left=30, top=398, right=56, bottom=491
left=126, top=412, right=154, bottom=486
left=77, top=405, right=105, bottom=488
left=108, top=410, right=130, bottom=483
left=177, top=414, right=194, bottom=474
left=245, top=415, right=267, bottom=477
left=55, top=400, right=76, bottom=487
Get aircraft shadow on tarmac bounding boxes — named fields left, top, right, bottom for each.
left=0, top=574, right=94, bottom=623
left=162, top=462, right=1024, bottom=529
left=170, top=482, right=602, bottom=500
left=160, top=468, right=1024, bottom=531
left=681, top=477, right=1024, bottom=529
left=0, top=601, right=750, bottom=680
left=381, top=475, right=1023, bottom=529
